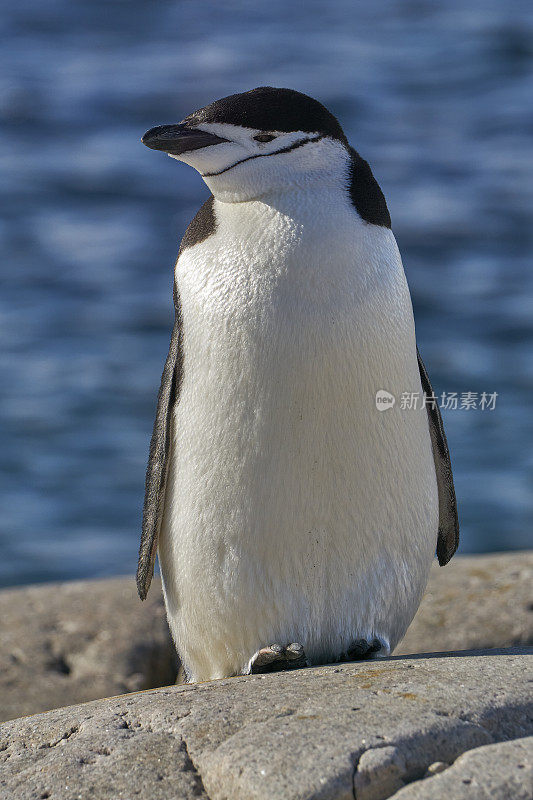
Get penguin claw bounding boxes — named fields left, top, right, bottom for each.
left=249, top=642, right=308, bottom=674
left=342, top=637, right=383, bottom=661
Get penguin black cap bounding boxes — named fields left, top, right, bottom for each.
left=183, top=87, right=348, bottom=143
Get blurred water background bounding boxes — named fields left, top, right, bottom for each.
left=1, top=0, right=532, bottom=587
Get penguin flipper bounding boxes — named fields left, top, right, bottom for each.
left=136, top=297, right=183, bottom=600
left=136, top=197, right=216, bottom=600
left=417, top=348, right=459, bottom=565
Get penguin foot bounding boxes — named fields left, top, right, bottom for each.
left=249, top=642, right=308, bottom=674
left=341, top=637, right=383, bottom=661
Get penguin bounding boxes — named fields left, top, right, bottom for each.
left=137, top=87, right=458, bottom=682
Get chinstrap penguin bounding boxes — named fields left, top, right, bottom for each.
left=137, top=87, right=459, bottom=682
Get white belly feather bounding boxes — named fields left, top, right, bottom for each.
left=158, top=194, right=438, bottom=682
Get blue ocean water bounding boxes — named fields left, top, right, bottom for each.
left=1, top=0, right=532, bottom=587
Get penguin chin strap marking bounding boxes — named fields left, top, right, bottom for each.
left=201, top=134, right=324, bottom=178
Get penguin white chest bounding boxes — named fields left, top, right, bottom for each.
left=158, top=197, right=438, bottom=682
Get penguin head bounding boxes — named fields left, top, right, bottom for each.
left=142, top=87, right=351, bottom=202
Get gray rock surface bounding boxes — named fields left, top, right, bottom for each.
left=390, top=737, right=533, bottom=799
left=0, top=577, right=175, bottom=723
left=0, top=649, right=531, bottom=800
left=0, top=552, right=531, bottom=724
left=396, top=551, right=533, bottom=655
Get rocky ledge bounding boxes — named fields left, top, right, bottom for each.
left=0, top=648, right=531, bottom=800
left=0, top=576, right=176, bottom=724
left=0, top=551, right=531, bottom=725
left=0, top=552, right=532, bottom=799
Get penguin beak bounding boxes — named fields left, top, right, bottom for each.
left=141, top=124, right=229, bottom=155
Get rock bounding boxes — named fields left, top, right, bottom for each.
left=354, top=746, right=406, bottom=800
left=424, top=760, right=449, bottom=776
left=0, top=551, right=531, bottom=723
left=0, top=649, right=531, bottom=800
left=396, top=551, right=533, bottom=655
left=0, top=577, right=176, bottom=724
left=390, top=737, right=533, bottom=799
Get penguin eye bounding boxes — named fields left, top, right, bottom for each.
left=253, top=133, right=276, bottom=143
